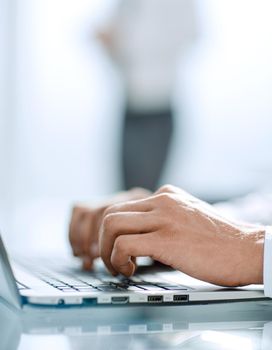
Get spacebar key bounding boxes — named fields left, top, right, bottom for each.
left=97, top=286, right=120, bottom=292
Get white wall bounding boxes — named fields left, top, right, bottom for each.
left=0, top=0, right=13, bottom=235
left=14, top=0, right=121, bottom=200
left=163, top=0, right=272, bottom=200
left=0, top=0, right=7, bottom=197
left=2, top=0, right=122, bottom=251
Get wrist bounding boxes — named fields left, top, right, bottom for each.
left=238, top=227, right=265, bottom=286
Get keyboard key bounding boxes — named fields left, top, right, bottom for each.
left=59, top=288, right=77, bottom=292
left=51, top=282, right=69, bottom=287
left=71, top=284, right=92, bottom=288
left=74, top=285, right=97, bottom=289
left=76, top=288, right=98, bottom=292
left=50, top=275, right=84, bottom=286
left=97, top=277, right=120, bottom=283
left=126, top=286, right=145, bottom=292
left=127, top=276, right=143, bottom=283
left=76, top=276, right=103, bottom=285
left=136, top=285, right=166, bottom=291
left=97, top=286, right=121, bottom=292
left=41, top=278, right=64, bottom=285
left=112, top=283, right=144, bottom=291
left=156, top=284, right=188, bottom=290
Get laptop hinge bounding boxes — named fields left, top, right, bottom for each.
left=0, top=234, right=23, bottom=309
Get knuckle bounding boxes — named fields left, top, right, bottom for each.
left=113, top=236, right=126, bottom=254
left=129, top=187, right=151, bottom=198
left=104, top=204, right=118, bottom=217
left=73, top=204, right=95, bottom=217
left=72, top=204, right=84, bottom=215
left=71, top=205, right=79, bottom=215
left=158, top=184, right=175, bottom=194
left=157, top=193, right=174, bottom=205
left=86, top=210, right=94, bottom=222
left=80, top=210, right=88, bottom=221
left=102, top=213, right=116, bottom=230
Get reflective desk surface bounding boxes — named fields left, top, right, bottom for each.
left=1, top=300, right=272, bottom=350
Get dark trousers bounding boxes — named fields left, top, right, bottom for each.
left=122, top=109, right=174, bottom=192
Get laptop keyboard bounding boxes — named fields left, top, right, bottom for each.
left=16, top=259, right=189, bottom=293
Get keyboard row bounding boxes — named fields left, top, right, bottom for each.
left=17, top=260, right=189, bottom=293
left=38, top=274, right=188, bottom=293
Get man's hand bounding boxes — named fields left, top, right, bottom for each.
left=69, top=188, right=151, bottom=270
left=98, top=185, right=265, bottom=287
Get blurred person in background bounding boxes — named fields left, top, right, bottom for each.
left=97, top=0, right=197, bottom=191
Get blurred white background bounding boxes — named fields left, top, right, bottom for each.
left=1, top=0, right=272, bottom=252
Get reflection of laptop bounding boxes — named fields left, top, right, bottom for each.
left=1, top=298, right=271, bottom=350
left=0, top=234, right=268, bottom=309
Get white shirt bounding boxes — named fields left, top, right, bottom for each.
left=264, top=227, right=272, bottom=297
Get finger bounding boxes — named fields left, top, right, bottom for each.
left=104, top=197, right=154, bottom=216
left=90, top=242, right=99, bottom=258
left=87, top=208, right=102, bottom=258
left=99, top=212, right=156, bottom=275
left=82, top=243, right=100, bottom=271
left=78, top=212, right=93, bottom=256
left=69, top=207, right=79, bottom=253
left=110, top=233, right=156, bottom=277
left=69, top=207, right=84, bottom=256
left=82, top=255, right=93, bottom=271
left=70, top=208, right=94, bottom=260
left=71, top=211, right=88, bottom=257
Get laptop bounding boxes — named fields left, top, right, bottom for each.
left=0, top=233, right=268, bottom=309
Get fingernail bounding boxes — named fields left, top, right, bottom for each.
left=118, top=261, right=135, bottom=277
left=83, top=256, right=92, bottom=270
left=73, top=246, right=80, bottom=255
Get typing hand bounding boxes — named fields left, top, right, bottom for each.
left=69, top=188, right=151, bottom=270
left=98, top=185, right=265, bottom=287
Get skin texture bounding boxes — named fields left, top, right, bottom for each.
left=69, top=185, right=265, bottom=287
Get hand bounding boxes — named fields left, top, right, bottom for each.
left=69, top=188, right=151, bottom=270
left=98, top=185, right=265, bottom=287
